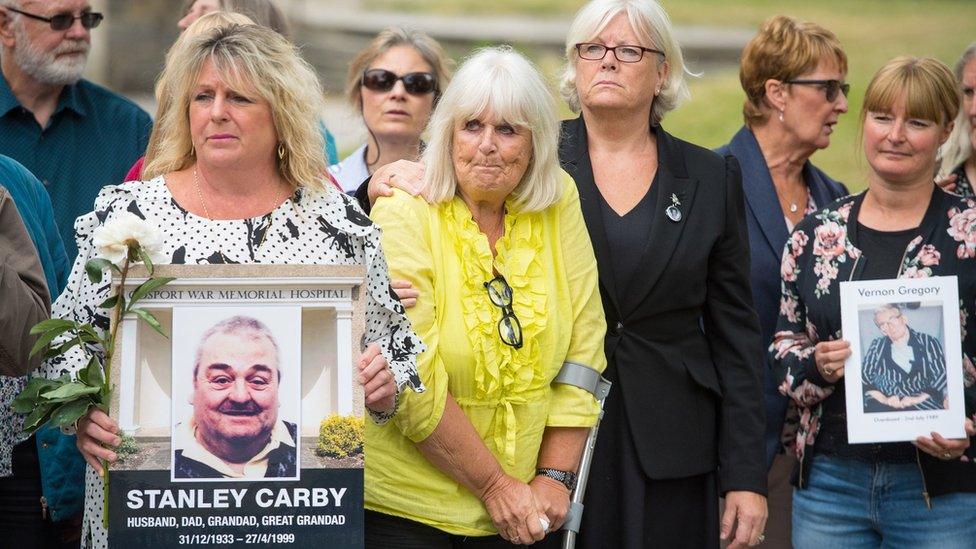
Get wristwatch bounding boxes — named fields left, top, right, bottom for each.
left=536, top=468, right=578, bottom=491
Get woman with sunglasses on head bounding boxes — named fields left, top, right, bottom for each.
left=328, top=27, right=451, bottom=193
left=364, top=46, right=607, bottom=548
left=771, top=56, right=976, bottom=548
left=714, top=15, right=850, bottom=545
left=936, top=43, right=976, bottom=198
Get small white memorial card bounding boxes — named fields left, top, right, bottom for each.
left=840, top=276, right=965, bottom=444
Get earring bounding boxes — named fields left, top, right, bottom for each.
left=277, top=143, right=286, bottom=160
left=778, top=110, right=785, bottom=123
left=655, top=87, right=661, bottom=96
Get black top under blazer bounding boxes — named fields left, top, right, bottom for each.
left=559, top=116, right=767, bottom=495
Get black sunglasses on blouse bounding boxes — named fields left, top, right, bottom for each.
left=484, top=275, right=523, bottom=349
left=6, top=6, right=103, bottom=31
left=785, top=79, right=850, bottom=102
left=361, top=69, right=438, bottom=95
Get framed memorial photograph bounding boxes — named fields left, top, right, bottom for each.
left=840, top=276, right=966, bottom=444
left=106, top=264, right=367, bottom=548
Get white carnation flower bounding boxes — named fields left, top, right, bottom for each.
left=92, top=212, right=165, bottom=266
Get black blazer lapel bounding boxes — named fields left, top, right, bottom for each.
left=622, top=128, right=699, bottom=317
left=560, top=116, right=621, bottom=316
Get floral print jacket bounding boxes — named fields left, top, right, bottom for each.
left=770, top=187, right=976, bottom=497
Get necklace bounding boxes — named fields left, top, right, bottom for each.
left=789, top=202, right=799, bottom=213
left=192, top=168, right=283, bottom=261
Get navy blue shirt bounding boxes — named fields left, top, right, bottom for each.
left=0, top=154, right=68, bottom=297
left=0, top=73, right=152, bottom=262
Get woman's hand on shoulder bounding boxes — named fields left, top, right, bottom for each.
left=814, top=339, right=850, bottom=383
left=76, top=407, right=121, bottom=475
left=358, top=343, right=397, bottom=415
left=935, top=173, right=959, bottom=194
left=480, top=473, right=548, bottom=545
left=368, top=160, right=426, bottom=207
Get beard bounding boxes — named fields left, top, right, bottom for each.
left=12, top=21, right=89, bottom=86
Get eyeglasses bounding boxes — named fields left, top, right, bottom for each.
left=484, top=275, right=523, bottom=349
left=785, top=79, right=850, bottom=102
left=361, top=69, right=437, bottom=95
left=6, top=6, right=103, bottom=31
left=575, top=43, right=664, bottom=63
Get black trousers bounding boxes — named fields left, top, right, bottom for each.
left=366, top=509, right=565, bottom=549
left=0, top=436, right=78, bottom=548
left=577, top=386, right=720, bottom=549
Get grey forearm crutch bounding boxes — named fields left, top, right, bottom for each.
left=552, top=361, right=612, bottom=549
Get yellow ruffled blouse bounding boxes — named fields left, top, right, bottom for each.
left=365, top=173, right=608, bottom=536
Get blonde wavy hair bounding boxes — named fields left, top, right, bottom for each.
left=559, top=0, right=691, bottom=125
left=937, top=43, right=976, bottom=180
left=139, top=11, right=255, bottom=180
left=423, top=46, right=562, bottom=212
left=142, top=24, right=328, bottom=191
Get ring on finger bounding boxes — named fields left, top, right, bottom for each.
left=756, top=533, right=766, bottom=545
left=943, top=451, right=952, bottom=459
left=823, top=366, right=834, bottom=376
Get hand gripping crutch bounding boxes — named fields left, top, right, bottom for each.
left=552, top=361, right=612, bottom=549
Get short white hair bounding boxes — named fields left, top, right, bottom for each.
left=559, top=0, right=691, bottom=125
left=422, top=46, right=562, bottom=212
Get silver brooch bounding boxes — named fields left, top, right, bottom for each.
left=665, top=193, right=682, bottom=222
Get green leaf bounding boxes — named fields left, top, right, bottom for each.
left=12, top=378, right=60, bottom=413
left=85, top=258, right=118, bottom=283
left=49, top=399, right=94, bottom=429
left=29, top=318, right=75, bottom=335
left=129, top=277, right=175, bottom=308
left=138, top=247, right=155, bottom=276
left=22, top=402, right=56, bottom=433
left=99, top=295, right=119, bottom=309
left=86, top=356, right=105, bottom=387
left=29, top=324, right=77, bottom=358
left=41, top=382, right=100, bottom=400
left=131, top=308, right=168, bottom=339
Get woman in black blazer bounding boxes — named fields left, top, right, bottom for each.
left=559, top=1, right=767, bottom=547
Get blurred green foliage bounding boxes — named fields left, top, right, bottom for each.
left=362, top=0, right=975, bottom=190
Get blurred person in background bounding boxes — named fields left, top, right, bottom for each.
left=329, top=26, right=451, bottom=193
left=365, top=46, right=606, bottom=548
left=43, top=24, right=422, bottom=547
left=714, top=15, right=850, bottom=547
left=936, top=42, right=976, bottom=198
left=771, top=56, right=976, bottom=548
left=0, top=0, right=152, bottom=261
left=557, top=1, right=767, bottom=547
left=0, top=153, right=71, bottom=548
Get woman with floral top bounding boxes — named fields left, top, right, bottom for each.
left=771, top=56, right=976, bottom=548
left=936, top=43, right=976, bottom=198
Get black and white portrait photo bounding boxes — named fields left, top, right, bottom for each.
left=171, top=307, right=302, bottom=481
left=858, top=302, right=947, bottom=414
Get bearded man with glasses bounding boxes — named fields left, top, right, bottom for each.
left=0, top=0, right=152, bottom=263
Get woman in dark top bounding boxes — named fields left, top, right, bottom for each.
left=558, top=1, right=767, bottom=547
left=936, top=42, right=976, bottom=198
left=771, top=56, right=976, bottom=548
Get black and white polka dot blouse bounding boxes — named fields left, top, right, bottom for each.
left=38, top=176, right=424, bottom=548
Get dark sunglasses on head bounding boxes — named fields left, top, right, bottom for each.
left=6, top=6, right=103, bottom=31
left=361, top=69, right=437, bottom=95
left=785, top=79, right=850, bottom=102
left=484, top=275, right=523, bottom=349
